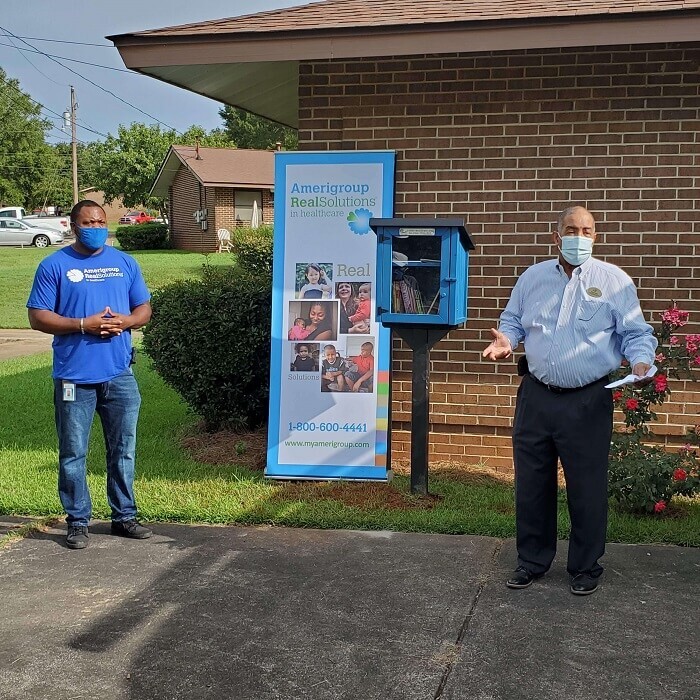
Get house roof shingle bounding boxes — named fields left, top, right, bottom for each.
left=133, top=0, right=700, bottom=37
left=114, top=0, right=700, bottom=130
left=150, top=146, right=274, bottom=198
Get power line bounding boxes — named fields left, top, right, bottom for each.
left=0, top=29, right=64, bottom=86
left=1, top=77, right=109, bottom=139
left=0, top=41, right=133, bottom=73
left=0, top=25, right=181, bottom=133
left=12, top=36, right=114, bottom=48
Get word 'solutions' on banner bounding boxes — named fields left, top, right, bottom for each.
left=265, top=151, right=396, bottom=480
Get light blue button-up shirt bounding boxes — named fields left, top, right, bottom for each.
left=499, top=257, right=657, bottom=388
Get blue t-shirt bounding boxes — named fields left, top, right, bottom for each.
left=27, top=245, right=150, bottom=383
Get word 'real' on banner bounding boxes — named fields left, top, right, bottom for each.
left=265, top=151, right=396, bottom=480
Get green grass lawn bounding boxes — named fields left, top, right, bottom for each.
left=0, top=246, right=233, bottom=328
left=1, top=352, right=698, bottom=545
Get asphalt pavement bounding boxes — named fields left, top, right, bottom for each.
left=0, top=520, right=697, bottom=700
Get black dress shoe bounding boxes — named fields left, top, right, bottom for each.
left=506, top=566, right=544, bottom=589
left=569, top=573, right=599, bottom=596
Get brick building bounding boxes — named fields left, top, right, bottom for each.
left=151, top=145, right=274, bottom=252
left=79, top=188, right=132, bottom=225
left=113, top=1, right=700, bottom=469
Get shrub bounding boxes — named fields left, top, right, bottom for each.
left=230, top=225, right=273, bottom=277
left=116, top=222, right=171, bottom=251
left=608, top=305, right=700, bottom=514
left=142, top=231, right=273, bottom=431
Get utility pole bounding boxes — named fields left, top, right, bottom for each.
left=70, top=86, right=78, bottom=205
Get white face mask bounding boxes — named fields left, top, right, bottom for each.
left=559, top=235, right=593, bottom=266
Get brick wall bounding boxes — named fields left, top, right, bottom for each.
left=298, top=42, right=700, bottom=469
left=214, top=188, right=274, bottom=231
left=214, top=188, right=236, bottom=233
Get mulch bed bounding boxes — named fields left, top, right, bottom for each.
left=180, top=427, right=521, bottom=511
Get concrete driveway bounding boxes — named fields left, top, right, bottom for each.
left=0, top=329, right=53, bottom=360
left=0, top=522, right=697, bottom=700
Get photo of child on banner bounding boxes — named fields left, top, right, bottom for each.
left=344, top=337, right=375, bottom=393
left=287, top=300, right=338, bottom=342
left=319, top=337, right=375, bottom=393
left=296, top=262, right=333, bottom=299
left=336, top=281, right=371, bottom=334
left=290, top=343, right=319, bottom=372
left=320, top=342, right=348, bottom=392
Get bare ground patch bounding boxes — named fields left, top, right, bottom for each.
left=271, top=481, right=441, bottom=510
left=180, top=428, right=523, bottom=510
left=391, top=459, right=515, bottom=488
left=181, top=426, right=267, bottom=471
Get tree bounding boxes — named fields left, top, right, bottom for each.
left=87, top=123, right=237, bottom=216
left=219, top=106, right=297, bottom=150
left=88, top=123, right=173, bottom=212
left=0, top=69, right=66, bottom=209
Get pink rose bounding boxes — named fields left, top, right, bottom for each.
left=673, top=468, right=687, bottom=482
left=653, top=374, right=668, bottom=392
left=654, top=500, right=667, bottom=513
left=670, top=336, right=679, bottom=346
left=662, top=307, right=689, bottom=328
left=655, top=353, right=666, bottom=363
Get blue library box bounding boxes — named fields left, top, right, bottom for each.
left=370, top=218, right=475, bottom=328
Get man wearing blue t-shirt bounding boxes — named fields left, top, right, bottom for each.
left=27, top=200, right=153, bottom=550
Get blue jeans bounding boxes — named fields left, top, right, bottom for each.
left=54, top=368, right=141, bottom=527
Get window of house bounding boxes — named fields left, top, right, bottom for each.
left=234, top=190, right=262, bottom=224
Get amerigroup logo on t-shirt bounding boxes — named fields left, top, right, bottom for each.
left=66, top=267, right=125, bottom=283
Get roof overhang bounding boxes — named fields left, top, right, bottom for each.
left=150, top=147, right=185, bottom=198
left=111, top=11, right=700, bottom=128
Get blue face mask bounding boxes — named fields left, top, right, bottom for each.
left=76, top=226, right=109, bottom=251
left=559, top=235, right=593, bottom=266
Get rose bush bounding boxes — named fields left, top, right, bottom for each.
left=608, top=305, right=700, bottom=514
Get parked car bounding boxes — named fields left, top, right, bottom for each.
left=119, top=211, right=154, bottom=225
left=0, top=206, right=70, bottom=234
left=0, top=218, right=64, bottom=247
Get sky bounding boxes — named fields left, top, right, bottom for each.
left=2, top=0, right=303, bottom=145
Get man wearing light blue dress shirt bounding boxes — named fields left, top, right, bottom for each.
left=483, top=206, right=657, bottom=596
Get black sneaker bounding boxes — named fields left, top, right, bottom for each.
left=66, top=525, right=89, bottom=550
left=111, top=519, right=152, bottom=539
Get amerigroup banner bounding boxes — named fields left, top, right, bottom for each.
left=265, top=151, right=395, bottom=480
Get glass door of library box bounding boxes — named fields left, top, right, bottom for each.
left=388, top=228, right=451, bottom=324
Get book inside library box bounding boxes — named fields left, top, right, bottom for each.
left=391, top=234, right=443, bottom=315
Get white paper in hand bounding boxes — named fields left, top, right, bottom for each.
left=604, top=365, right=657, bottom=389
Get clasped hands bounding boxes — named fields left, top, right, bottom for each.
left=83, top=306, right=130, bottom=338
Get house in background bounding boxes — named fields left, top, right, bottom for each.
left=79, top=188, right=132, bottom=224
left=151, top=145, right=274, bottom=252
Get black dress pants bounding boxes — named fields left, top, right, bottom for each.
left=512, top=375, right=613, bottom=578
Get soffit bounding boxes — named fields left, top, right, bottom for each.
left=111, top=0, right=700, bottom=128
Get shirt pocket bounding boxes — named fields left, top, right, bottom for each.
left=577, top=299, right=611, bottom=330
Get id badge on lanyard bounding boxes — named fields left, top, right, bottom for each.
left=62, top=380, right=76, bottom=402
